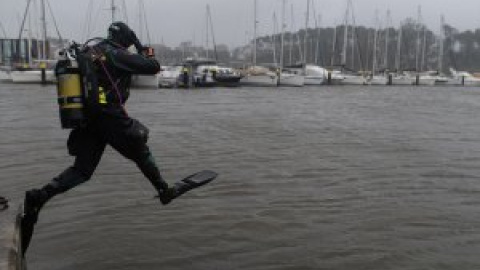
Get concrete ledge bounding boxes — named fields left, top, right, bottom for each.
left=0, top=203, right=25, bottom=270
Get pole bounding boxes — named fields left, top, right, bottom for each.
left=253, top=0, right=257, bottom=66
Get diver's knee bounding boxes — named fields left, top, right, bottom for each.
left=51, top=167, right=90, bottom=193
left=126, top=119, right=149, bottom=145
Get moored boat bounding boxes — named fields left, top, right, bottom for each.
left=158, top=66, right=182, bottom=88
left=10, top=67, right=55, bottom=84
left=304, top=65, right=327, bottom=85
left=131, top=74, right=159, bottom=89
left=239, top=66, right=278, bottom=87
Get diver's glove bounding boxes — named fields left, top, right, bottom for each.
left=141, top=47, right=155, bottom=58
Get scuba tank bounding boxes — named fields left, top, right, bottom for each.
left=55, top=61, right=84, bottom=128
left=55, top=41, right=100, bottom=129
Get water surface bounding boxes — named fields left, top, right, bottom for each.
left=2, top=84, right=480, bottom=270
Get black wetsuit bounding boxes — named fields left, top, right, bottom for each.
left=46, top=41, right=167, bottom=199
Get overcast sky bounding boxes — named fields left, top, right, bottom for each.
left=1, top=0, right=480, bottom=48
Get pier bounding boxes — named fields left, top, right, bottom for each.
left=0, top=202, right=24, bottom=270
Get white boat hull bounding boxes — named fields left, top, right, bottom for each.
left=132, top=75, right=159, bottom=88
left=240, top=74, right=278, bottom=87
left=0, top=70, right=11, bottom=82
left=158, top=77, right=179, bottom=88
left=444, top=77, right=480, bottom=86
left=392, top=76, right=414, bottom=85
left=10, top=70, right=55, bottom=83
left=304, top=65, right=327, bottom=85
left=304, top=76, right=325, bottom=85
left=341, top=75, right=367, bottom=85
left=418, top=76, right=436, bottom=86
left=368, top=76, right=388, bottom=85
left=279, top=73, right=304, bottom=87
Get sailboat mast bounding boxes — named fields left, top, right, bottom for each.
left=206, top=5, right=209, bottom=59
left=304, top=0, right=310, bottom=64
left=372, top=11, right=379, bottom=76
left=310, top=0, right=320, bottom=65
left=415, top=6, right=421, bottom=72
left=384, top=10, right=391, bottom=70
left=272, top=13, right=277, bottom=66
left=341, top=1, right=349, bottom=67
left=138, top=0, right=143, bottom=42
left=40, top=0, right=47, bottom=60
left=207, top=5, right=218, bottom=61
left=290, top=4, right=294, bottom=65
left=331, top=23, right=337, bottom=67
left=438, top=15, right=445, bottom=73
left=280, top=0, right=286, bottom=69
left=395, top=22, right=403, bottom=72
left=350, top=2, right=356, bottom=69
left=27, top=9, right=33, bottom=65
left=421, top=24, right=427, bottom=72
left=111, top=0, right=116, bottom=23
left=253, top=0, right=257, bottom=66
left=314, top=14, right=321, bottom=65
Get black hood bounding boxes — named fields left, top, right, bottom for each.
left=107, top=21, right=142, bottom=50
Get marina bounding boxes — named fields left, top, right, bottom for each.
left=3, top=0, right=480, bottom=269
left=2, top=84, right=480, bottom=269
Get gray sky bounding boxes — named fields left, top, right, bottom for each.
left=1, top=0, right=480, bottom=48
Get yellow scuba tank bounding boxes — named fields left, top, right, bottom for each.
left=55, top=56, right=86, bottom=129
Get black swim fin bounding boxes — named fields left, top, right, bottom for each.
left=157, top=170, right=218, bottom=205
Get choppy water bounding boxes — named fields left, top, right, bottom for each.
left=2, top=83, right=480, bottom=270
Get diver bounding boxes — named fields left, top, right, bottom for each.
left=21, top=22, right=216, bottom=255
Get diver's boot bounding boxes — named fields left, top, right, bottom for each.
left=156, top=171, right=218, bottom=205
left=21, top=189, right=49, bottom=255
left=23, top=189, right=49, bottom=225
left=157, top=187, right=176, bottom=205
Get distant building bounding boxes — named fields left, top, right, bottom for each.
left=0, top=37, right=67, bottom=67
left=0, top=38, right=54, bottom=66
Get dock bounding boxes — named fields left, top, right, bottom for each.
left=0, top=201, right=26, bottom=270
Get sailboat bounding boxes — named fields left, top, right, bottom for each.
left=447, top=68, right=480, bottom=86
left=0, top=69, right=12, bottom=82
left=131, top=0, right=160, bottom=88
left=304, top=64, right=327, bottom=85
left=337, top=0, right=367, bottom=86
left=240, top=0, right=279, bottom=87
left=303, top=1, right=327, bottom=86
left=411, top=6, right=438, bottom=86
left=391, top=20, right=415, bottom=85
left=368, top=11, right=388, bottom=86
left=194, top=5, right=242, bottom=87
left=10, top=0, right=57, bottom=84
left=277, top=0, right=304, bottom=87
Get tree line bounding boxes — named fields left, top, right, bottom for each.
left=154, top=20, right=480, bottom=73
